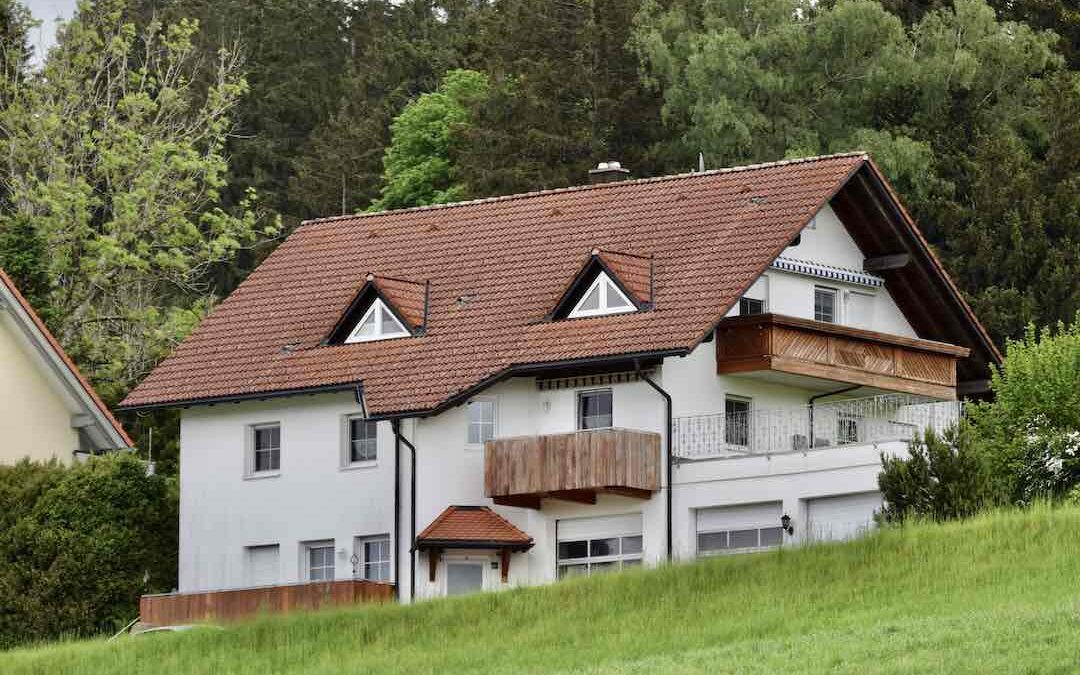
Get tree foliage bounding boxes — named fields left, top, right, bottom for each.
left=0, top=0, right=277, bottom=402
left=0, top=455, right=178, bottom=648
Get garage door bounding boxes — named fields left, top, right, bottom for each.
left=805, top=492, right=881, bottom=542
left=557, top=513, right=643, bottom=578
left=696, top=501, right=783, bottom=556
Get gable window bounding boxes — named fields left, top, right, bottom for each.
left=578, top=389, right=613, bottom=430
left=354, top=535, right=392, bottom=581
left=249, top=423, right=281, bottom=475
left=345, top=416, right=378, bottom=465
left=467, top=399, right=496, bottom=446
left=725, top=396, right=751, bottom=448
left=739, top=297, right=765, bottom=316
left=568, top=272, right=635, bottom=319
left=345, top=298, right=410, bottom=344
left=814, top=286, right=837, bottom=324
left=304, top=540, right=335, bottom=582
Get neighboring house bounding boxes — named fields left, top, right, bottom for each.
left=121, top=153, right=999, bottom=604
left=0, top=269, right=131, bottom=463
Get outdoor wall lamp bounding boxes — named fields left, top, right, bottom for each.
left=781, top=514, right=794, bottom=536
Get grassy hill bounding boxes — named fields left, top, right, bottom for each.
left=8, top=506, right=1080, bottom=675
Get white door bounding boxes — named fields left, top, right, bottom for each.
left=696, top=502, right=783, bottom=555
left=805, top=492, right=881, bottom=542
left=446, top=562, right=485, bottom=596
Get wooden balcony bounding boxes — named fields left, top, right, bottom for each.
left=715, top=314, right=970, bottom=400
left=140, top=579, right=395, bottom=627
left=484, top=428, right=661, bottom=509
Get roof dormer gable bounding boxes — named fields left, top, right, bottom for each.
left=551, top=249, right=652, bottom=320
left=326, top=273, right=428, bottom=345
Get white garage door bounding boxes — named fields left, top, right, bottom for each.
left=805, top=492, right=881, bottom=542
left=557, top=513, right=643, bottom=578
left=696, top=501, right=783, bottom=556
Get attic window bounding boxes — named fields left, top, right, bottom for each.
left=568, top=272, right=635, bottom=319
left=345, top=299, right=410, bottom=343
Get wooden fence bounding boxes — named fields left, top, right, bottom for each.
left=140, top=579, right=395, bottom=626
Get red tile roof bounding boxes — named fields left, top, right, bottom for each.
left=416, top=506, right=533, bottom=549
left=0, top=268, right=133, bottom=447
left=596, top=249, right=652, bottom=304
left=120, top=152, right=989, bottom=415
left=371, top=274, right=427, bottom=329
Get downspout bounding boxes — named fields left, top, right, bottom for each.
left=393, top=430, right=401, bottom=599
left=808, top=385, right=861, bottom=448
left=392, top=420, right=417, bottom=602
left=636, top=360, right=673, bottom=562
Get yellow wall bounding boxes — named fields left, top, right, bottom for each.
left=0, top=315, right=79, bottom=464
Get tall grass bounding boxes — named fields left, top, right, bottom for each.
left=8, top=505, right=1080, bottom=674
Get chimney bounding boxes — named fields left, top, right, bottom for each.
left=588, top=160, right=630, bottom=185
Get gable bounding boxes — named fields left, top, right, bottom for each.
left=120, top=153, right=998, bottom=416
left=550, top=249, right=652, bottom=320
left=325, top=273, right=427, bottom=345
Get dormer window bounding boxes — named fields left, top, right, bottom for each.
left=568, top=272, right=636, bottom=318
left=345, top=299, right=410, bottom=343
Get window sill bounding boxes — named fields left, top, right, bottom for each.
left=243, top=471, right=281, bottom=481
left=340, top=460, right=378, bottom=472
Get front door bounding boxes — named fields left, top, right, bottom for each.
left=446, top=562, right=484, bottom=596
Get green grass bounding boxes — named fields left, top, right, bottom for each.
left=8, top=506, right=1080, bottom=674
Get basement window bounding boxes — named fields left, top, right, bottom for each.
left=304, top=540, right=336, bottom=582
left=557, top=534, right=643, bottom=578
left=345, top=299, right=410, bottom=343
left=354, top=534, right=392, bottom=581
left=567, top=272, right=635, bottom=319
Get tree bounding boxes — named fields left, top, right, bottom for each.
left=0, top=0, right=277, bottom=402
left=0, top=455, right=177, bottom=648
left=371, top=68, right=491, bottom=211
left=632, top=0, right=1078, bottom=344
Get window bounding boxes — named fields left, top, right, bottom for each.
left=724, top=396, right=751, bottom=448
left=354, top=535, right=391, bottom=581
left=567, top=272, right=635, bottom=318
left=245, top=544, right=280, bottom=587
left=557, top=534, right=643, bottom=578
left=814, top=286, right=837, bottom=323
left=697, top=527, right=783, bottom=555
left=739, top=297, right=765, bottom=316
left=250, top=424, right=280, bottom=474
left=345, top=417, right=378, bottom=464
left=578, top=389, right=613, bottom=430
left=304, top=541, right=335, bottom=582
left=467, top=399, right=496, bottom=446
left=837, top=412, right=861, bottom=445
left=344, top=299, right=410, bottom=344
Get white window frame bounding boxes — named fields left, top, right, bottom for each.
left=567, top=272, right=636, bottom=319
left=342, top=415, right=378, bottom=468
left=814, top=286, right=838, bottom=324
left=344, top=298, right=410, bottom=344
left=353, top=534, right=392, bottom=582
left=466, top=398, right=497, bottom=448
left=577, top=388, right=614, bottom=430
left=557, top=533, right=643, bottom=578
left=246, top=422, right=281, bottom=478
left=724, top=395, right=752, bottom=449
left=302, top=540, right=336, bottom=582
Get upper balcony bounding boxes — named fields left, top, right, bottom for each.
left=484, top=428, right=661, bottom=509
left=715, top=314, right=970, bottom=400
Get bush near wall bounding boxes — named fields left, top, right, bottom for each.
left=0, top=455, right=177, bottom=649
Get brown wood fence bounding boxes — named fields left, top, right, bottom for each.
left=140, top=579, right=395, bottom=626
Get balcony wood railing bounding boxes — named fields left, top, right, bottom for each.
left=715, top=314, right=970, bottom=400
left=484, top=428, right=661, bottom=509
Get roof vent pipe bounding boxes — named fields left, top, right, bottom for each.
left=588, top=160, right=630, bottom=185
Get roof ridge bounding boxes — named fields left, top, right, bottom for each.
left=301, top=152, right=869, bottom=227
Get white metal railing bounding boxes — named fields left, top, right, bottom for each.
left=672, top=393, right=962, bottom=459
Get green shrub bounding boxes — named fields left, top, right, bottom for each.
left=0, top=454, right=177, bottom=648
left=878, top=425, right=997, bottom=523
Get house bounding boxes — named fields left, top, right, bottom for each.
left=0, top=269, right=131, bottom=463
left=121, top=153, right=999, bottom=608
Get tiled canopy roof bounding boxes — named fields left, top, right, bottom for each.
left=415, top=506, right=533, bottom=550
left=120, top=152, right=995, bottom=415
